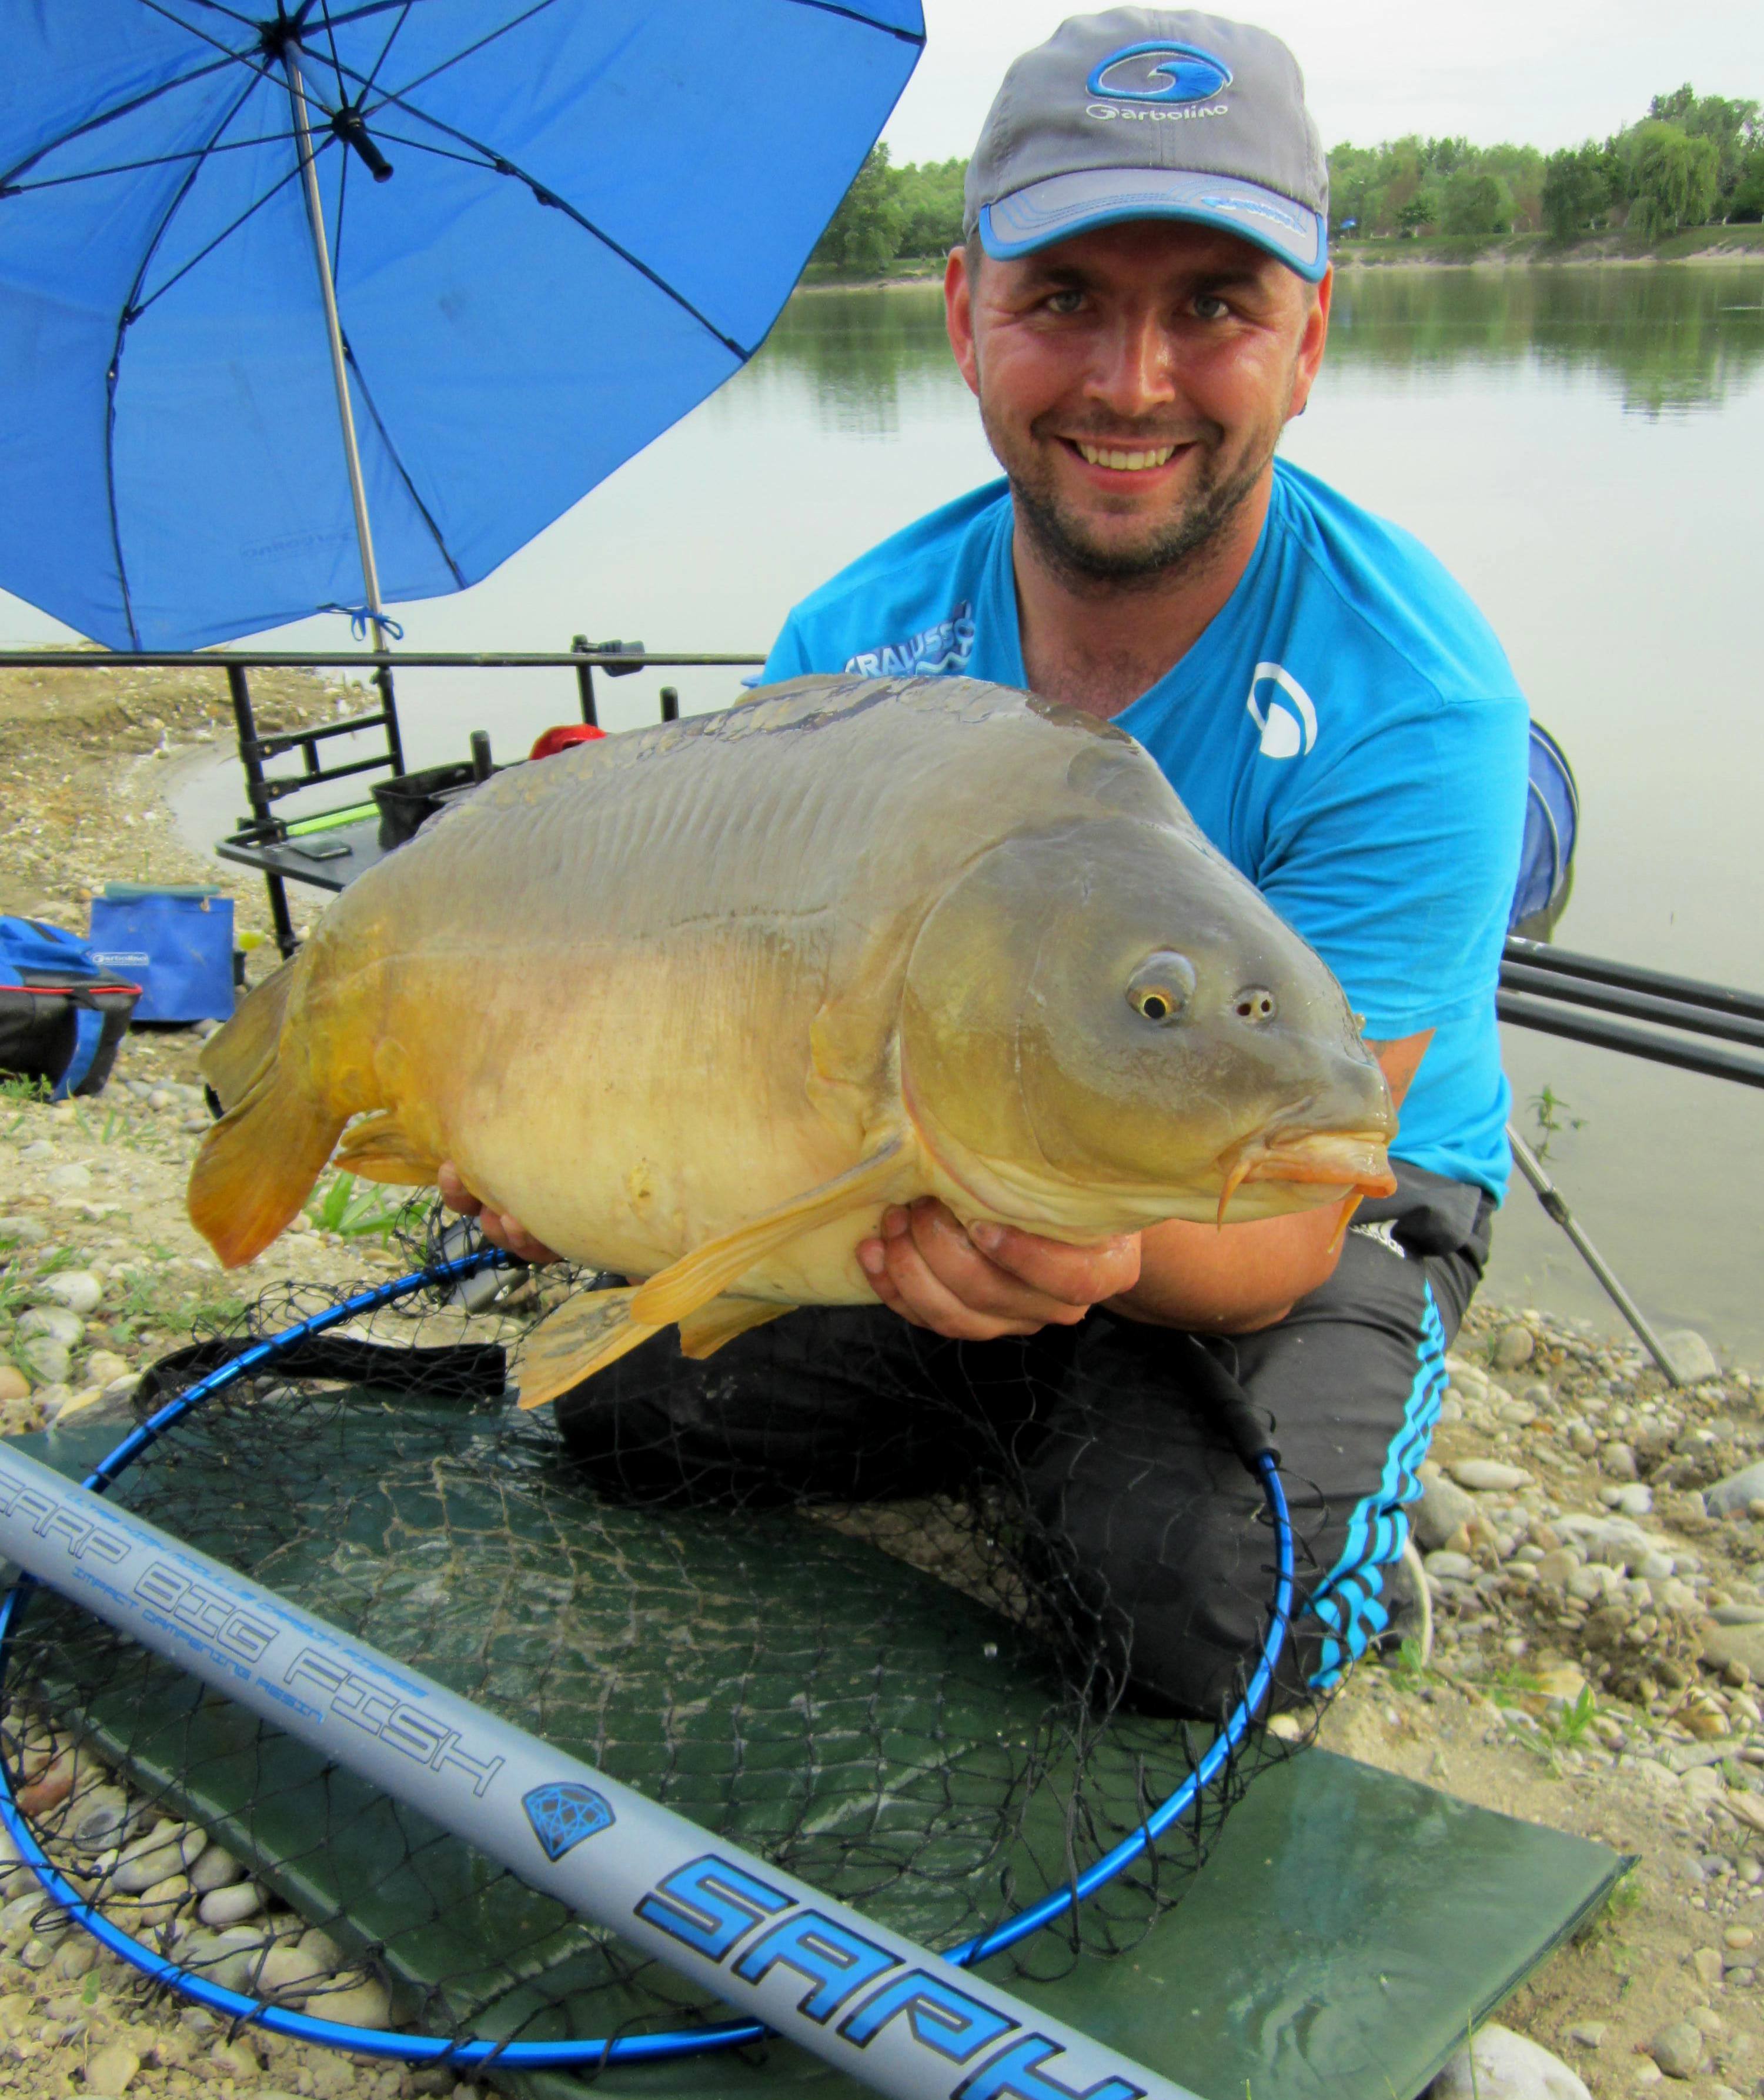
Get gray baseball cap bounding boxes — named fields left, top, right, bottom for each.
left=964, top=9, right=1329, bottom=281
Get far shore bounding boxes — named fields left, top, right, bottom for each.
left=797, top=223, right=1764, bottom=293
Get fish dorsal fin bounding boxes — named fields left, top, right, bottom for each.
left=514, top=1286, right=660, bottom=1411
left=335, top=1110, right=440, bottom=1186
left=676, top=1297, right=792, bottom=1361
left=629, top=1141, right=908, bottom=1328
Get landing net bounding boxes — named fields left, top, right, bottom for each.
left=0, top=1235, right=1326, bottom=2070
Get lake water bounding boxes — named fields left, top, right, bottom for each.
left=42, top=262, right=1764, bottom=1365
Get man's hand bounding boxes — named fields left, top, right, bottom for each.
left=436, top=1162, right=563, bottom=1267
left=857, top=1199, right=1140, bottom=1341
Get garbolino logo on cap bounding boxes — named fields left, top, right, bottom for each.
left=964, top=8, right=1328, bottom=281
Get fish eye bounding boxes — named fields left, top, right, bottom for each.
left=1127, top=951, right=1196, bottom=1025
left=1233, top=986, right=1277, bottom=1024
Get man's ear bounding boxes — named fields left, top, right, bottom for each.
left=1285, top=264, right=1332, bottom=421
left=945, top=243, right=982, bottom=399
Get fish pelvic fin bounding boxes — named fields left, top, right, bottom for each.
left=199, top=957, right=297, bottom=1115
left=629, top=1141, right=909, bottom=1329
left=514, top=1287, right=660, bottom=1410
left=677, top=1297, right=793, bottom=1361
left=187, top=1069, right=346, bottom=1270
left=336, top=1110, right=440, bottom=1187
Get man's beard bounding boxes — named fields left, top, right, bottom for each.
left=981, top=406, right=1279, bottom=595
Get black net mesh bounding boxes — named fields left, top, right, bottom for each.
left=0, top=1226, right=1332, bottom=2068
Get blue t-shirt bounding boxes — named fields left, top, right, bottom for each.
left=762, top=459, right=1529, bottom=1198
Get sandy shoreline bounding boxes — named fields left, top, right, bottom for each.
left=797, top=232, right=1764, bottom=293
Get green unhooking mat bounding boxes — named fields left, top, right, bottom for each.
left=6, top=1384, right=1624, bottom=2100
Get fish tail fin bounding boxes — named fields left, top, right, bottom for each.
left=189, top=963, right=343, bottom=1268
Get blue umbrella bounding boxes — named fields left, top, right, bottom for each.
left=0, top=1, right=923, bottom=650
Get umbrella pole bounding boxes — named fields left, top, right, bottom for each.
left=282, top=51, right=390, bottom=655
left=1505, top=1123, right=1682, bottom=1385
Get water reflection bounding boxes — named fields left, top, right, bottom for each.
left=749, top=265, right=1764, bottom=425
left=1328, top=265, right=1764, bottom=416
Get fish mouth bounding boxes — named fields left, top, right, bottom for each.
left=1213, top=1129, right=1398, bottom=1227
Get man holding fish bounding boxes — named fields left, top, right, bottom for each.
left=446, top=9, right=1529, bottom=1714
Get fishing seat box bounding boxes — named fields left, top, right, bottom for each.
left=87, top=885, right=235, bottom=1025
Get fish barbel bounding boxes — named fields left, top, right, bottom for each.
left=189, top=675, right=1396, bottom=1405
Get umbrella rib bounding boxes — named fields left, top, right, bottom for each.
left=128, top=158, right=311, bottom=320
left=355, top=2, right=416, bottom=103
left=318, top=100, right=754, bottom=360
left=102, top=67, right=268, bottom=647
left=344, top=356, right=470, bottom=590
left=0, top=51, right=238, bottom=188
left=2, top=129, right=303, bottom=196
left=779, top=0, right=926, bottom=45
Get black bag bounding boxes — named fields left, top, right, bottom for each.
left=0, top=917, right=142, bottom=1099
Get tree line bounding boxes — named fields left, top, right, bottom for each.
left=810, top=85, right=1762, bottom=272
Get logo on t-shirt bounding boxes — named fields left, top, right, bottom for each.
left=843, top=603, right=977, bottom=680
left=1246, top=662, right=1318, bottom=759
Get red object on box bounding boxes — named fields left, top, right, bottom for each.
left=529, top=723, right=607, bottom=761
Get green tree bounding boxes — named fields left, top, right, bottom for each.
left=893, top=156, right=967, bottom=258
left=811, top=144, right=905, bottom=273
left=1542, top=143, right=1613, bottom=238
left=1441, top=168, right=1511, bottom=235
left=1730, top=145, right=1764, bottom=222
left=1629, top=121, right=1720, bottom=236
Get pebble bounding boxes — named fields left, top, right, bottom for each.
left=1646, top=2022, right=1705, bottom=2078
left=257, top=1938, right=328, bottom=2002
left=43, top=1163, right=91, bottom=1193
left=0, top=1214, right=49, bottom=1243
left=310, top=1972, right=392, bottom=2028
left=1424, top=1551, right=1478, bottom=1582
left=1414, top=1473, right=1479, bottom=1550
left=1429, top=2022, right=1587, bottom=2100
left=16, top=1142, right=55, bottom=1164
left=85, top=2039, right=139, bottom=2094
left=0, top=1367, right=29, bottom=1404
left=1494, top=1326, right=1536, bottom=1371
left=1449, top=1458, right=1532, bottom=1492
left=1599, top=1442, right=1639, bottom=1481
left=18, top=1304, right=83, bottom=1348
left=111, top=1822, right=206, bottom=1894
left=188, top=1843, right=245, bottom=1894
left=1663, top=1329, right=1721, bottom=1384
left=1565, top=2023, right=1608, bottom=2049
left=17, top=1338, right=70, bottom=1387
left=1725, top=1925, right=1755, bottom=1949
left=1692, top=1942, right=1726, bottom=1980
left=81, top=1349, right=129, bottom=1388
left=34, top=1270, right=101, bottom=1315
left=1706, top=1460, right=1764, bottom=1517
left=197, top=1879, right=263, bottom=1927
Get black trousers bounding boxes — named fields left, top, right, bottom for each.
left=554, top=1165, right=1491, bottom=1721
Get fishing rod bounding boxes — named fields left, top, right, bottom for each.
left=1499, top=939, right=1764, bottom=1090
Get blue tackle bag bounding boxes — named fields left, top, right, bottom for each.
left=87, top=886, right=235, bottom=1024
left=0, top=919, right=142, bottom=1099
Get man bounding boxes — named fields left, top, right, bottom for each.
left=449, top=8, right=1528, bottom=1717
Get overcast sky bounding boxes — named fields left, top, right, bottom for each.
left=881, top=1, right=1764, bottom=164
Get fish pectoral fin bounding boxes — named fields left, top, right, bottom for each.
left=335, top=1110, right=440, bottom=1187
left=629, top=1141, right=909, bottom=1328
left=676, top=1297, right=793, bottom=1361
left=514, top=1287, right=660, bottom=1411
